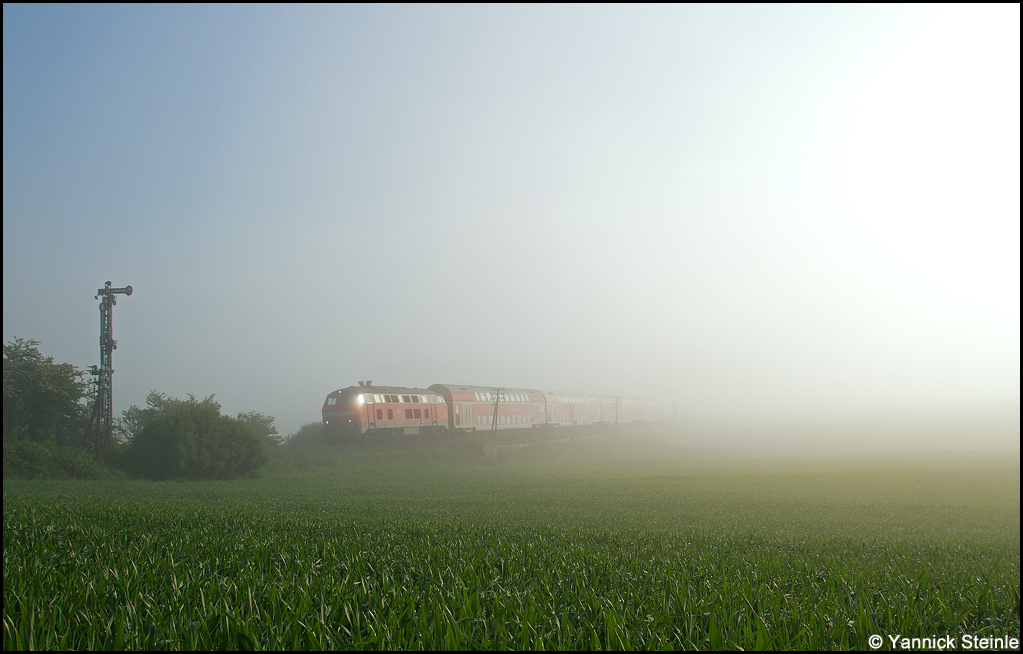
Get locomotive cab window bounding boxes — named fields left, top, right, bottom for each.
left=327, top=397, right=337, bottom=405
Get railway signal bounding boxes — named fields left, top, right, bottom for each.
left=90, top=281, right=132, bottom=461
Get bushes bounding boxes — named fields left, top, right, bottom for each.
left=3, top=441, right=108, bottom=480
left=3, top=338, right=88, bottom=447
left=281, top=421, right=325, bottom=448
left=3, top=336, right=274, bottom=481
left=3, top=397, right=271, bottom=481
left=2, top=338, right=114, bottom=479
left=126, top=397, right=268, bottom=480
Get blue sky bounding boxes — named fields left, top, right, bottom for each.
left=4, top=5, right=1018, bottom=437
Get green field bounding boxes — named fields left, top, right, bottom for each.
left=3, top=431, right=1019, bottom=650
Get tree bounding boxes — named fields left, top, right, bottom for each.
left=281, top=421, right=325, bottom=448
left=118, top=395, right=281, bottom=448
left=116, top=391, right=171, bottom=443
left=3, top=338, right=88, bottom=446
left=126, top=394, right=268, bottom=480
left=236, top=411, right=282, bottom=448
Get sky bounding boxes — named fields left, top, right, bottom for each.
left=3, top=4, right=1019, bottom=439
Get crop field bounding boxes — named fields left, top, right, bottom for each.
left=3, top=431, right=1020, bottom=650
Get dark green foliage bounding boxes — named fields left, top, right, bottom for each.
left=1, top=338, right=100, bottom=479
left=3, top=338, right=88, bottom=446
left=126, top=395, right=268, bottom=480
left=237, top=410, right=282, bottom=448
left=115, top=391, right=170, bottom=444
left=281, top=421, right=325, bottom=448
left=2, top=440, right=108, bottom=480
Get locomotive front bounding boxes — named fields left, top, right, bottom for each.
left=322, top=382, right=449, bottom=440
left=321, top=386, right=370, bottom=437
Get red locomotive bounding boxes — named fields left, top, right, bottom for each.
left=322, top=381, right=662, bottom=439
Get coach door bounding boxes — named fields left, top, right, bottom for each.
left=367, top=398, right=376, bottom=428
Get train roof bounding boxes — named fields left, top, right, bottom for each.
left=326, top=383, right=661, bottom=406
left=431, top=383, right=546, bottom=395
left=430, top=383, right=649, bottom=401
left=329, top=384, right=440, bottom=396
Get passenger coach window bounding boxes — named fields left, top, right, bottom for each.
left=387, top=409, right=393, bottom=419
left=402, top=395, right=411, bottom=403
left=414, top=409, right=421, bottom=419
left=376, top=409, right=382, bottom=420
left=405, top=409, right=413, bottom=419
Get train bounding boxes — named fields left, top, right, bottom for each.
left=321, top=381, right=663, bottom=439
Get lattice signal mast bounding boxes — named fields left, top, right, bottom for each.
left=92, top=281, right=132, bottom=460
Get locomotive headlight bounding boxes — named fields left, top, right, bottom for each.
left=357, top=394, right=365, bottom=404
